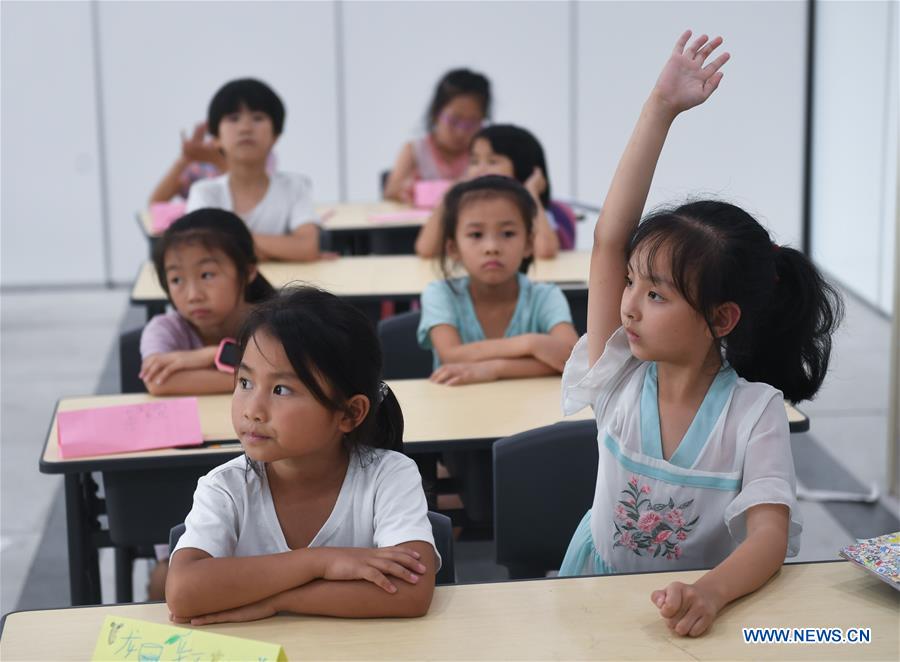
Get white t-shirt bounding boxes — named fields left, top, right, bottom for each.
left=174, top=448, right=440, bottom=568
left=186, top=171, right=320, bottom=235
left=561, top=327, right=802, bottom=574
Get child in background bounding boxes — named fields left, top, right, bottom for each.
left=140, top=208, right=275, bottom=396
left=166, top=287, right=437, bottom=623
left=149, top=122, right=226, bottom=204
left=559, top=32, right=842, bottom=637
left=384, top=69, right=491, bottom=203
left=186, top=78, right=330, bottom=261
left=415, top=124, right=576, bottom=259
left=417, top=175, right=578, bottom=385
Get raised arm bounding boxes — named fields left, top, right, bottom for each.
left=414, top=203, right=445, bottom=257
left=587, top=31, right=729, bottom=364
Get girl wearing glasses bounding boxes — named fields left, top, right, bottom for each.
left=384, top=69, right=491, bottom=203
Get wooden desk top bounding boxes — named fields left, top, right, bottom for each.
left=39, top=378, right=806, bottom=472
left=40, top=377, right=592, bottom=472
left=130, top=251, right=591, bottom=303
left=2, top=562, right=896, bottom=660
left=140, top=202, right=425, bottom=237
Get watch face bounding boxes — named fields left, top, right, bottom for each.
left=219, top=341, right=241, bottom=368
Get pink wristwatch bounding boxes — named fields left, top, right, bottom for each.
left=215, top=338, right=238, bottom=374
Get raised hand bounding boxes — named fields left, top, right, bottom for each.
left=652, top=30, right=730, bottom=116
left=181, top=121, right=222, bottom=165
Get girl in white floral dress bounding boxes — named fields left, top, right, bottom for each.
left=559, top=31, right=842, bottom=637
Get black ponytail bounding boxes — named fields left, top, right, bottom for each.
left=628, top=200, right=843, bottom=403
left=236, top=286, right=405, bottom=453
left=730, top=245, right=843, bottom=403
left=373, top=387, right=404, bottom=453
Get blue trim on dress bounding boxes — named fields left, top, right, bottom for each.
left=604, top=434, right=741, bottom=491
left=559, top=510, right=615, bottom=576
left=640, top=362, right=737, bottom=469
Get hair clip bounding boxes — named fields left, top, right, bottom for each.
left=377, top=381, right=389, bottom=405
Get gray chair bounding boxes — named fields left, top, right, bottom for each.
left=377, top=311, right=433, bottom=380
left=119, top=328, right=147, bottom=393
left=493, top=420, right=598, bottom=579
left=169, top=510, right=456, bottom=585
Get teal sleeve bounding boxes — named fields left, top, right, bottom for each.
left=417, top=280, right=459, bottom=350
left=536, top=284, right=574, bottom=333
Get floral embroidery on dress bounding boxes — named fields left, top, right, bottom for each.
left=613, top=475, right=699, bottom=559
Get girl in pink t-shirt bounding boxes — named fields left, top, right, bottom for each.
left=384, top=69, right=491, bottom=203
left=139, top=208, right=274, bottom=396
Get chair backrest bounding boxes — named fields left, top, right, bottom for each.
left=427, top=511, right=455, bottom=585
left=377, top=311, right=433, bottom=380
left=119, top=328, right=147, bottom=393
left=493, top=419, right=598, bottom=579
left=169, top=510, right=455, bottom=585
left=563, top=289, right=588, bottom=336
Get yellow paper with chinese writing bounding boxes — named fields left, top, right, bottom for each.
left=92, top=615, right=287, bottom=661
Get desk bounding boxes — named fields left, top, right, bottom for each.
left=140, top=202, right=425, bottom=238
left=40, top=377, right=595, bottom=605
left=2, top=562, right=896, bottom=660
left=130, top=252, right=592, bottom=316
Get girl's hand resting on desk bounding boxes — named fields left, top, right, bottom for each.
left=139, top=348, right=215, bottom=385
left=430, top=360, right=498, bottom=386
left=320, top=546, right=427, bottom=594
left=652, top=31, right=730, bottom=117
left=651, top=580, right=723, bottom=637
left=171, top=596, right=278, bottom=626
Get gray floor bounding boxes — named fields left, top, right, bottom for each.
left=1, top=285, right=897, bottom=616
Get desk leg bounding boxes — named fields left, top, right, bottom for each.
left=65, top=473, right=101, bottom=605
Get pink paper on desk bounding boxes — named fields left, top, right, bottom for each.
left=57, top=398, right=203, bottom=458
left=414, top=179, right=453, bottom=208
left=149, top=201, right=187, bottom=234
left=368, top=209, right=432, bottom=223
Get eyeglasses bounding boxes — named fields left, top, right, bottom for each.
left=438, top=111, right=484, bottom=133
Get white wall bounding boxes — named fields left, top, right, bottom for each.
left=575, top=1, right=807, bottom=250
left=811, top=0, right=897, bottom=314
left=1, top=1, right=107, bottom=287
left=6, top=1, right=885, bottom=291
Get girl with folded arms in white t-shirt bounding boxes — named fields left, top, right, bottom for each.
left=166, top=287, right=437, bottom=624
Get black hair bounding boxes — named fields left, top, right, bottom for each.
left=426, top=68, right=492, bottom=129
left=207, top=78, right=286, bottom=137
left=153, top=208, right=275, bottom=304
left=627, top=200, right=843, bottom=403
left=237, top=287, right=404, bottom=456
left=440, top=175, right=537, bottom=279
left=472, top=124, right=551, bottom=208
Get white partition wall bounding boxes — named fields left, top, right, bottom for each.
left=341, top=0, right=572, bottom=202
left=811, top=0, right=897, bottom=314
left=8, top=1, right=895, bottom=290
left=574, top=1, right=807, bottom=250
left=0, top=1, right=107, bottom=286
left=96, top=0, right=341, bottom=283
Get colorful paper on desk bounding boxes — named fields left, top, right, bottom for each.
left=839, top=531, right=900, bottom=591
left=57, top=398, right=203, bottom=458
left=414, top=179, right=453, bottom=208
left=149, top=201, right=187, bottom=234
left=92, top=616, right=287, bottom=661
left=368, top=209, right=431, bottom=223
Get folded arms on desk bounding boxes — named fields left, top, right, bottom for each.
left=166, top=542, right=436, bottom=623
